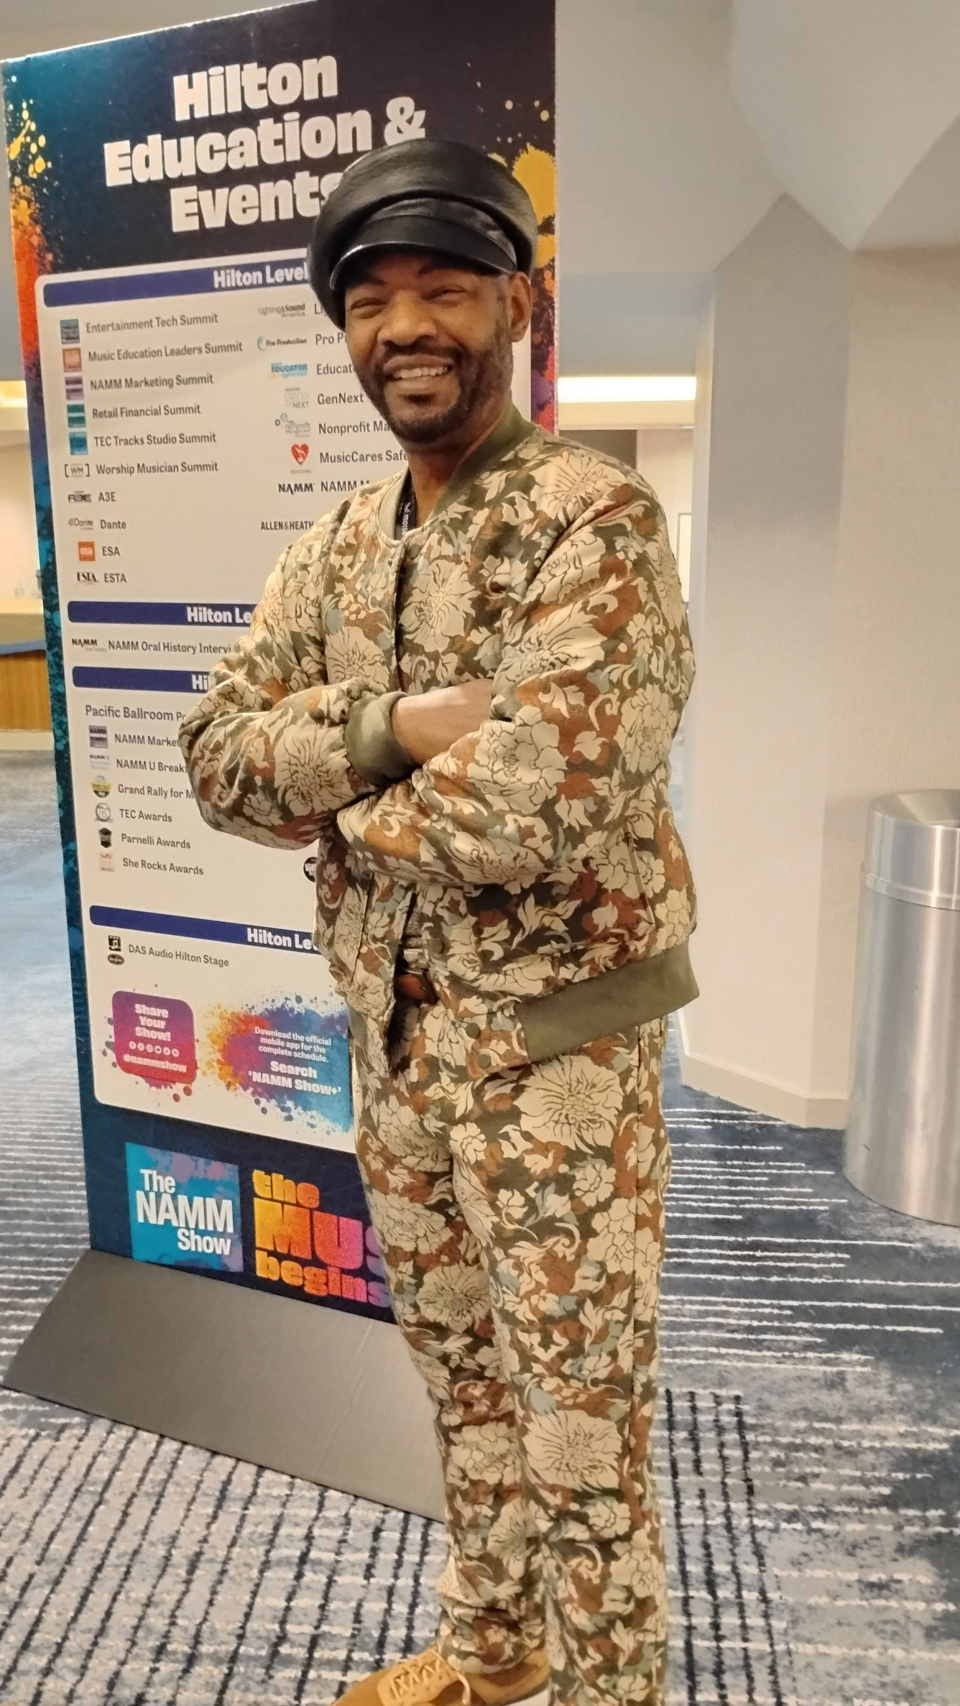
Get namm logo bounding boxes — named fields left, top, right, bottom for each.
left=126, top=1143, right=242, bottom=1272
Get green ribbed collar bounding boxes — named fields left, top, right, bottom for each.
left=436, top=401, right=538, bottom=512
left=377, top=402, right=539, bottom=538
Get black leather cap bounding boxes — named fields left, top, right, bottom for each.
left=309, top=139, right=539, bottom=327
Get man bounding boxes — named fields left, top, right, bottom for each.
left=181, top=138, right=696, bottom=1706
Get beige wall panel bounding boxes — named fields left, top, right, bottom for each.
left=0, top=650, right=51, bottom=731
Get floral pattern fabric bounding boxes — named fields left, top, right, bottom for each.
left=353, top=1004, right=671, bottom=1706
left=180, top=412, right=695, bottom=1074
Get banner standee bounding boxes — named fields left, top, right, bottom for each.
left=4, top=1251, right=445, bottom=1519
left=2, top=0, right=555, bottom=1508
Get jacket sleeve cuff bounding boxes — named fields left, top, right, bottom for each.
left=344, top=690, right=417, bottom=789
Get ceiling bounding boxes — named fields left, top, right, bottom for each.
left=2, top=1, right=960, bottom=377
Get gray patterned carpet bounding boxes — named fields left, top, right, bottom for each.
left=2, top=750, right=959, bottom=1706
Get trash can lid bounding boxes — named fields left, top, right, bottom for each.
left=864, top=791, right=960, bottom=910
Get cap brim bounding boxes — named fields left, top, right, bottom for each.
left=330, top=212, right=516, bottom=294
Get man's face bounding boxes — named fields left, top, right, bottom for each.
left=343, top=251, right=532, bottom=446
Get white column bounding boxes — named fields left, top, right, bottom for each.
left=811, top=244, right=960, bottom=1096
left=680, top=196, right=852, bottom=1125
left=680, top=202, right=960, bottom=1126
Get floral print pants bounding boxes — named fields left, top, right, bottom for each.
left=352, top=1002, right=671, bottom=1706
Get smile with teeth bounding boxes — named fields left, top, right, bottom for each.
left=390, top=364, right=451, bottom=380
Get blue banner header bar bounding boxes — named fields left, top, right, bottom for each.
left=68, top=601, right=254, bottom=627
left=73, top=666, right=210, bottom=693
left=90, top=905, right=318, bottom=954
left=44, top=257, right=308, bottom=308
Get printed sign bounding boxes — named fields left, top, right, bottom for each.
left=251, top=1165, right=390, bottom=1310
left=126, top=1143, right=242, bottom=1271
left=4, top=0, right=556, bottom=1313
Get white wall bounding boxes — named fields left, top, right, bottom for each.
left=811, top=245, right=960, bottom=1095
left=0, top=443, right=39, bottom=598
left=636, top=428, right=693, bottom=591
left=730, top=0, right=960, bottom=248
left=558, top=0, right=780, bottom=277
left=680, top=196, right=852, bottom=1125
left=556, top=0, right=779, bottom=375
left=682, top=204, right=960, bottom=1127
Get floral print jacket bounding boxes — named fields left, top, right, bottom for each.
left=180, top=406, right=697, bottom=1074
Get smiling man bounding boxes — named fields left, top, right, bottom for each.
left=181, top=138, right=697, bottom=1706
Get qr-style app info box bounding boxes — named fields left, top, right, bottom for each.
left=126, top=1143, right=242, bottom=1271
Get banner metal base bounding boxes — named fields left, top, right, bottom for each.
left=3, top=1251, right=444, bottom=1521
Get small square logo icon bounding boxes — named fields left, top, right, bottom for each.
left=113, top=991, right=197, bottom=1088
left=126, top=1143, right=242, bottom=1273
left=60, top=319, right=80, bottom=345
left=78, top=541, right=95, bottom=562
left=62, top=347, right=82, bottom=370
left=69, top=434, right=89, bottom=456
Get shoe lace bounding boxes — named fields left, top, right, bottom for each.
left=380, top=1651, right=472, bottom=1706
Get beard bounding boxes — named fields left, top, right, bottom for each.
left=358, top=318, right=514, bottom=445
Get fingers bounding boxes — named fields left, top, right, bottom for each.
left=391, top=679, right=494, bottom=766
left=259, top=675, right=289, bottom=706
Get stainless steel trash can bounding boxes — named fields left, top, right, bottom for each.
left=845, top=791, right=960, bottom=1224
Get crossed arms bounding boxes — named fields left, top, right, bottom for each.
left=179, top=483, right=694, bottom=889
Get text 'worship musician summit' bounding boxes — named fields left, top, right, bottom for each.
left=181, top=137, right=697, bottom=1706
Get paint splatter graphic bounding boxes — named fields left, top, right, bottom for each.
left=514, top=145, right=557, bottom=432
left=6, top=96, right=54, bottom=365
left=207, top=999, right=351, bottom=1133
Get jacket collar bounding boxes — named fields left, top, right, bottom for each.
left=377, top=402, right=538, bottom=538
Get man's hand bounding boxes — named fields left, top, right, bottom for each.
left=259, top=675, right=288, bottom=706
left=391, top=679, right=494, bottom=766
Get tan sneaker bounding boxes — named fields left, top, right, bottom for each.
left=336, top=1646, right=550, bottom=1706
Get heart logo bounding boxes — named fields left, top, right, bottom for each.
left=291, top=443, right=309, bottom=464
